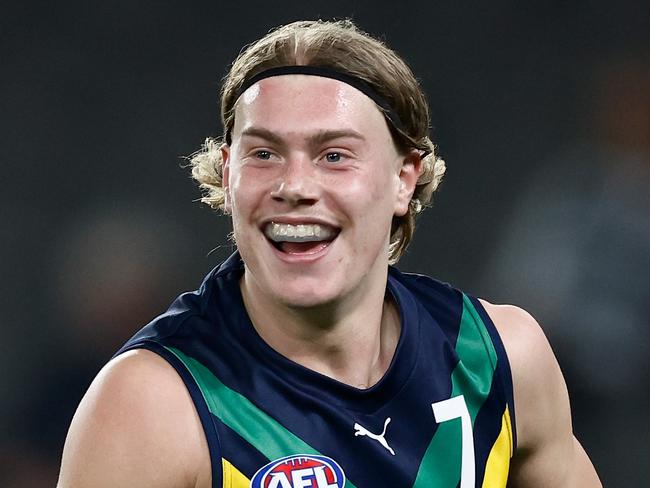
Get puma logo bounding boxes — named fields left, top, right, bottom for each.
left=353, top=417, right=396, bottom=455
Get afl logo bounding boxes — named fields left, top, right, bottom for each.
left=250, top=454, right=346, bottom=488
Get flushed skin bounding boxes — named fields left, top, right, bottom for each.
left=224, top=75, right=419, bottom=310
left=57, top=73, right=601, bottom=488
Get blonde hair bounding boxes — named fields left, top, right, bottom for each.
left=190, top=20, right=445, bottom=263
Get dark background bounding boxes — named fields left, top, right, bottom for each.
left=2, top=1, right=648, bottom=485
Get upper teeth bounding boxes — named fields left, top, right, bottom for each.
left=265, top=223, right=336, bottom=242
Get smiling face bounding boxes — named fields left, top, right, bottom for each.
left=222, top=75, right=419, bottom=310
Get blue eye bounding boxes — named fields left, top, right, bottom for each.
left=325, top=152, right=342, bottom=163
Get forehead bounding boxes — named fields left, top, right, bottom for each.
left=231, top=75, right=391, bottom=142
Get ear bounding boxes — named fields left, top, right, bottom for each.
left=220, top=143, right=232, bottom=213
left=394, top=150, right=423, bottom=217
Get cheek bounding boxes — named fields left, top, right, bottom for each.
left=228, top=177, right=260, bottom=241
left=364, top=171, right=400, bottom=214
left=338, top=167, right=394, bottom=198
left=229, top=167, right=267, bottom=213
left=335, top=174, right=398, bottom=235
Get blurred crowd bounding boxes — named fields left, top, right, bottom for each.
left=1, top=203, right=228, bottom=486
left=480, top=55, right=649, bottom=483
left=1, top=2, right=648, bottom=486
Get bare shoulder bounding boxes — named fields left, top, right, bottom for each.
left=479, top=300, right=602, bottom=487
left=478, top=302, right=564, bottom=443
left=478, top=301, right=558, bottom=408
left=57, top=349, right=211, bottom=488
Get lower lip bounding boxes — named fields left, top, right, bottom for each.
left=267, top=237, right=336, bottom=264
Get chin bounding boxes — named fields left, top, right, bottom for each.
left=272, top=282, right=341, bottom=310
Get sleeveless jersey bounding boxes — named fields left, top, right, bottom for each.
left=117, top=252, right=516, bottom=488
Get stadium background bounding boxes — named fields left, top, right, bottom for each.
left=1, top=1, right=648, bottom=485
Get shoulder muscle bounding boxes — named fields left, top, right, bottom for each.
left=480, top=301, right=601, bottom=487
left=57, top=349, right=210, bottom=488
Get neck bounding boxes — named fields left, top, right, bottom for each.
left=240, top=269, right=401, bottom=389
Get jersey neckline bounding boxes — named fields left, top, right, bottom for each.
left=212, top=251, right=422, bottom=412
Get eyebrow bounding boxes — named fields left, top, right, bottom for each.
left=239, top=127, right=366, bottom=147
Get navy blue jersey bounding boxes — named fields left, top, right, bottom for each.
left=117, top=252, right=516, bottom=488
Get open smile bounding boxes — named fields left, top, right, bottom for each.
left=263, top=221, right=340, bottom=255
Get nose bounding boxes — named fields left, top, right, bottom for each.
left=270, top=154, right=320, bottom=206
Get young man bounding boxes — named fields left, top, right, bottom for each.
left=58, top=20, right=601, bottom=487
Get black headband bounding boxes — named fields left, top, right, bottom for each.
left=232, top=65, right=408, bottom=137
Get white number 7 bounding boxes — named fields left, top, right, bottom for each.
left=431, top=395, right=475, bottom=488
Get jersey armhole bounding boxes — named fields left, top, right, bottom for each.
left=117, top=340, right=223, bottom=488
left=468, top=296, right=518, bottom=453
